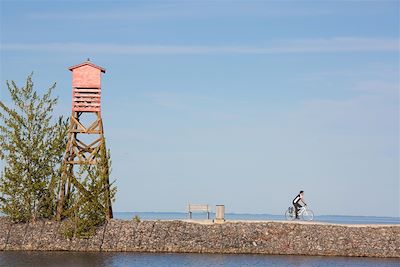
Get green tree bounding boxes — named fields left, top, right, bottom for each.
left=61, top=146, right=116, bottom=238
left=0, top=74, right=68, bottom=222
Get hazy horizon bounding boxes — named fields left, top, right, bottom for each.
left=112, top=210, right=400, bottom=218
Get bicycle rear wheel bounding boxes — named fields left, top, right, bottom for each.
left=285, top=209, right=295, bottom=221
left=301, top=209, right=314, bottom=221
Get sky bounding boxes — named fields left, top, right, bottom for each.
left=0, top=0, right=399, bottom=217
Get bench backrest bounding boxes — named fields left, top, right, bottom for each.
left=188, top=204, right=209, bottom=212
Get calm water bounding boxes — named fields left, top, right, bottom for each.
left=115, top=212, right=400, bottom=225
left=0, top=251, right=399, bottom=267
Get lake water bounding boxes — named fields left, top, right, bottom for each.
left=0, top=251, right=399, bottom=267
left=114, top=212, right=400, bottom=224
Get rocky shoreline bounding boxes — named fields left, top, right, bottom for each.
left=0, top=217, right=398, bottom=258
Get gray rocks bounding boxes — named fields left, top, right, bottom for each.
left=0, top=218, right=398, bottom=258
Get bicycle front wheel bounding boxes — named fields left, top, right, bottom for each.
left=301, top=209, right=314, bottom=221
left=285, top=209, right=295, bottom=221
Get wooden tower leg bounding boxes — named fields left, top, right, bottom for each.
left=56, top=171, right=67, bottom=220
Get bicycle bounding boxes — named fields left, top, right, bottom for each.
left=285, top=205, right=314, bottom=221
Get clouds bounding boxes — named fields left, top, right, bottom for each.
left=2, top=38, right=399, bottom=55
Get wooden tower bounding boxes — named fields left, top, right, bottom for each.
left=56, top=59, right=113, bottom=220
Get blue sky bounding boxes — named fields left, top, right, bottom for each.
left=0, top=1, right=399, bottom=217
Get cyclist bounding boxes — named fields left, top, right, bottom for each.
left=292, top=190, right=307, bottom=219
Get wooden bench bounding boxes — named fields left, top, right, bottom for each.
left=188, top=204, right=210, bottom=219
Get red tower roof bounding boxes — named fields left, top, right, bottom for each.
left=68, top=60, right=106, bottom=73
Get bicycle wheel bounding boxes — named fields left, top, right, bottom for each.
left=301, top=209, right=314, bottom=221
left=285, top=209, right=295, bottom=221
